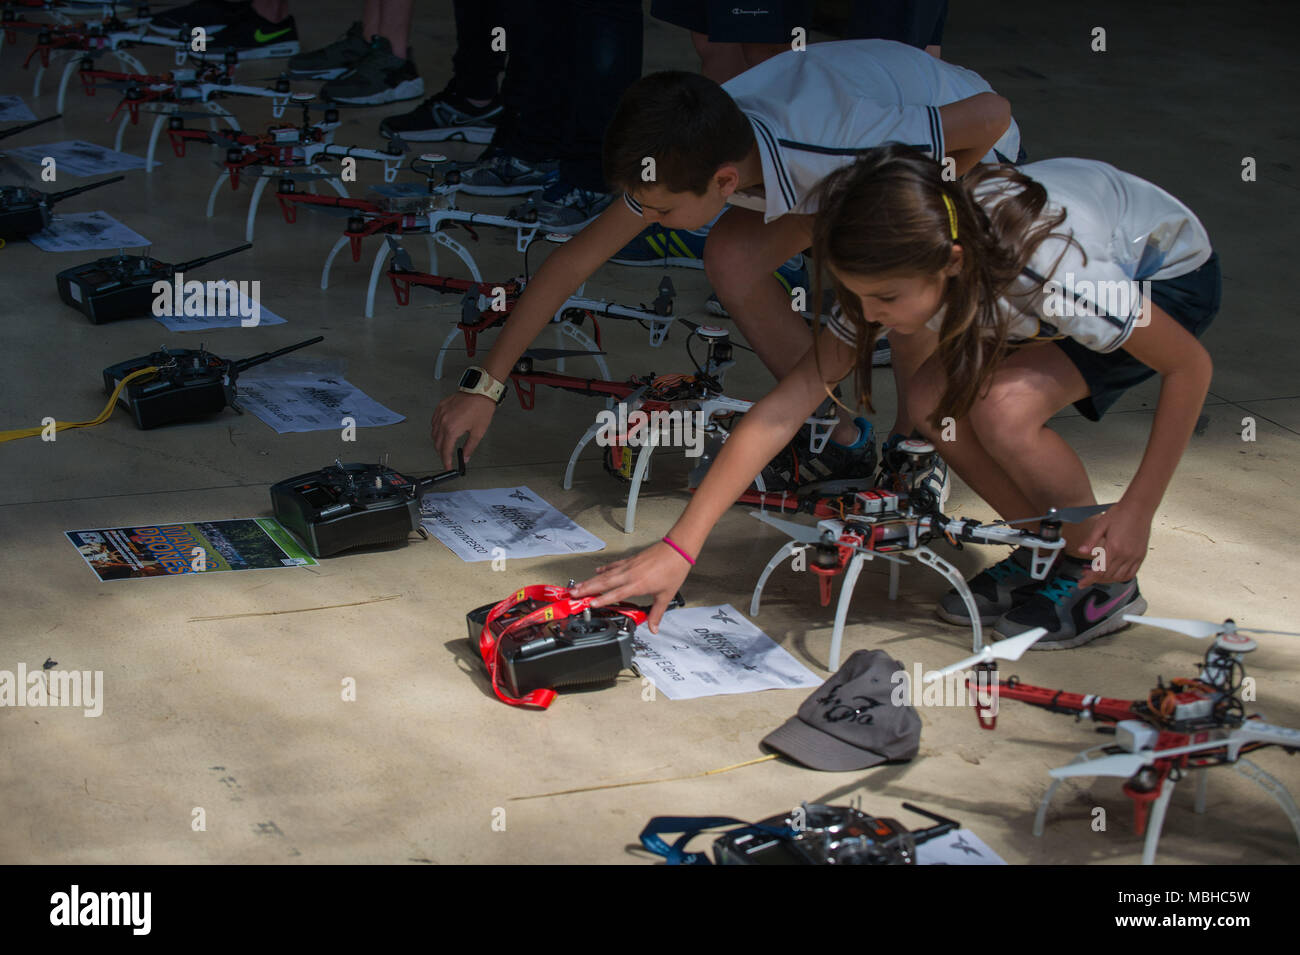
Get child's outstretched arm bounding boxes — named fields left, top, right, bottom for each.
left=938, top=92, right=1011, bottom=175
left=571, top=329, right=858, bottom=630
left=1076, top=302, right=1213, bottom=587
left=429, top=199, right=648, bottom=469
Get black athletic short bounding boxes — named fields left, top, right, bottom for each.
left=1058, top=252, right=1222, bottom=421
left=650, top=0, right=811, bottom=42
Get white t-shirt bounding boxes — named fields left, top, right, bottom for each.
left=624, top=39, right=1021, bottom=222
left=824, top=158, right=1214, bottom=354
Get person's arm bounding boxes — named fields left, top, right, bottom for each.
left=429, top=198, right=646, bottom=468
left=937, top=91, right=1011, bottom=174
left=571, top=329, right=859, bottom=629
left=1076, top=302, right=1213, bottom=586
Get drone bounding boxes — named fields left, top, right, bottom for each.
left=379, top=234, right=686, bottom=380
left=165, top=93, right=406, bottom=241
left=508, top=322, right=838, bottom=534
left=922, top=615, right=1300, bottom=864
left=70, top=55, right=297, bottom=169
left=6, top=7, right=194, bottom=107
left=272, top=154, right=557, bottom=316
left=747, top=466, right=1104, bottom=665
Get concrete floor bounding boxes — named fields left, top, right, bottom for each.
left=0, top=1, right=1296, bottom=865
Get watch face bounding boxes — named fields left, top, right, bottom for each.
left=461, top=369, right=483, bottom=390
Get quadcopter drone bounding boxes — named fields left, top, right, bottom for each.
left=508, top=322, right=838, bottom=534
left=165, top=93, right=406, bottom=241
left=71, top=54, right=297, bottom=169
left=922, top=616, right=1300, bottom=864
left=380, top=234, right=686, bottom=380
left=272, top=154, right=557, bottom=315
left=747, top=464, right=1105, bottom=664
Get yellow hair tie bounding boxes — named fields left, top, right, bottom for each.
left=941, top=193, right=958, bottom=240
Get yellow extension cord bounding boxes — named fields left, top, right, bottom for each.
left=0, top=366, right=160, bottom=443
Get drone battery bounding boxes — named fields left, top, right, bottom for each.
left=56, top=257, right=161, bottom=324
left=102, top=351, right=229, bottom=429
left=853, top=489, right=899, bottom=515
left=270, top=464, right=424, bottom=558
left=467, top=599, right=635, bottom=698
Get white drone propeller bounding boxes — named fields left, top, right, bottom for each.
left=921, top=628, right=1049, bottom=683
left=1048, top=737, right=1228, bottom=780
left=1123, top=614, right=1300, bottom=639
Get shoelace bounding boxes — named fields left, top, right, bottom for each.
left=1036, top=575, right=1078, bottom=605
left=984, top=555, right=1025, bottom=583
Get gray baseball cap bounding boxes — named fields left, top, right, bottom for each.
left=762, top=650, right=921, bottom=771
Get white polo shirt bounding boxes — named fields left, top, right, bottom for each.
left=824, top=158, right=1214, bottom=354
left=625, top=39, right=1020, bottom=222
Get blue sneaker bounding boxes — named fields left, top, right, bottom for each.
left=705, top=254, right=808, bottom=318
left=610, top=224, right=706, bottom=268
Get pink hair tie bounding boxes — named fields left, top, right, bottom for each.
left=661, top=536, right=696, bottom=566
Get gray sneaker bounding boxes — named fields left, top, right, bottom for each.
left=994, top=560, right=1148, bottom=650
left=288, top=21, right=369, bottom=80
left=937, top=546, right=1046, bottom=626
left=455, top=153, right=558, bottom=196
left=320, top=36, right=424, bottom=105
left=509, top=182, right=614, bottom=233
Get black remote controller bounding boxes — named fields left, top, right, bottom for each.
left=271, top=449, right=465, bottom=557
left=56, top=242, right=252, bottom=324
left=101, top=336, right=322, bottom=429
left=0, top=175, right=124, bottom=241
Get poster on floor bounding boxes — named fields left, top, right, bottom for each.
left=632, top=604, right=822, bottom=700
left=6, top=140, right=154, bottom=175
left=65, top=519, right=317, bottom=582
left=0, top=95, right=38, bottom=122
left=916, top=829, right=1007, bottom=865
left=419, top=486, right=605, bottom=561
left=234, top=373, right=404, bottom=433
left=27, top=211, right=150, bottom=252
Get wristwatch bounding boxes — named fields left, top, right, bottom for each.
left=458, top=365, right=507, bottom=404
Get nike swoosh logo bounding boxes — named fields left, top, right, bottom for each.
left=1083, top=584, right=1136, bottom=623
left=254, top=27, right=292, bottom=42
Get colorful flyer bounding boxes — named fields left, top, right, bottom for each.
left=65, top=519, right=316, bottom=582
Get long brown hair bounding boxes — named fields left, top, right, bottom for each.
left=810, top=144, right=1074, bottom=427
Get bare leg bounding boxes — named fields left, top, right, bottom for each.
left=704, top=207, right=858, bottom=444
left=376, top=0, right=413, bottom=55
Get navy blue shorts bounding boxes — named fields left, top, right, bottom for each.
left=1056, top=252, right=1221, bottom=421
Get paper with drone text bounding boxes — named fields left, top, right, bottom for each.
left=632, top=604, right=821, bottom=700
left=915, top=828, right=1007, bottom=865
left=234, top=374, right=405, bottom=434
left=27, top=212, right=150, bottom=252
left=0, top=96, right=37, bottom=122
left=419, top=487, right=604, bottom=562
left=152, top=295, right=287, bottom=331
left=7, top=140, right=156, bottom=175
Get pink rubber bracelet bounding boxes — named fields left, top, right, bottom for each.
left=661, top=536, right=696, bottom=566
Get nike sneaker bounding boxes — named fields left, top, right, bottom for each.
left=994, top=558, right=1147, bottom=650
left=379, top=82, right=502, bottom=144
left=937, top=546, right=1055, bottom=626
left=149, top=0, right=250, bottom=34
left=207, top=10, right=300, bottom=59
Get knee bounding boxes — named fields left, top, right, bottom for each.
left=703, top=228, right=753, bottom=295
left=967, top=385, right=1040, bottom=455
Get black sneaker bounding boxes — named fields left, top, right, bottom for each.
left=762, top=416, right=878, bottom=493
left=937, top=546, right=1052, bottom=626
left=320, top=35, right=423, bottom=105
left=379, top=82, right=502, bottom=144
left=149, top=0, right=250, bottom=34
left=994, top=558, right=1148, bottom=650
left=287, top=21, right=369, bottom=80
left=207, top=10, right=299, bottom=59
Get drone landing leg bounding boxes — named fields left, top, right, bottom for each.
left=750, top=542, right=801, bottom=618
left=828, top=550, right=870, bottom=670
left=563, top=415, right=611, bottom=491
left=56, top=55, right=80, bottom=114
left=432, top=231, right=482, bottom=281
left=1233, top=757, right=1300, bottom=850
left=433, top=325, right=464, bottom=381
left=320, top=235, right=349, bottom=290
left=113, top=110, right=132, bottom=154
left=365, top=238, right=389, bottom=318
left=1141, top=780, right=1177, bottom=865
left=244, top=174, right=271, bottom=242
left=914, top=546, right=984, bottom=651
left=144, top=111, right=171, bottom=172
left=623, top=424, right=660, bottom=534
left=554, top=320, right=610, bottom=381
left=33, top=63, right=45, bottom=101
left=1033, top=743, right=1113, bottom=837
left=205, top=170, right=228, bottom=218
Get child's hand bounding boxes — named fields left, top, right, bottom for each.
left=1076, top=501, right=1153, bottom=588
left=570, top=541, right=692, bottom=633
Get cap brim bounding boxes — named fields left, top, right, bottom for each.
left=761, top=715, right=889, bottom=772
